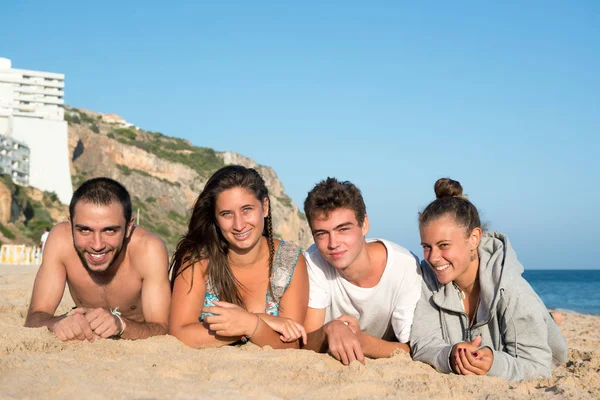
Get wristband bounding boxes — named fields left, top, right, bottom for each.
left=241, top=314, right=260, bottom=343
left=110, top=307, right=126, bottom=337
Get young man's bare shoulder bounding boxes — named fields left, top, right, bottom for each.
left=127, top=225, right=169, bottom=269
left=48, top=221, right=75, bottom=247
left=128, top=225, right=168, bottom=251
left=51, top=221, right=72, bottom=235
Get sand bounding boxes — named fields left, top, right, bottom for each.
left=1, top=264, right=598, bottom=400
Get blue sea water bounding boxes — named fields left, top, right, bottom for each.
left=523, top=270, right=600, bottom=316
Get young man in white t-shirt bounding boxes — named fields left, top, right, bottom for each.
left=302, top=178, right=422, bottom=365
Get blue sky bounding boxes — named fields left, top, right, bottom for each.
left=2, top=1, right=598, bottom=269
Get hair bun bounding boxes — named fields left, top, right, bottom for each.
left=434, top=178, right=466, bottom=200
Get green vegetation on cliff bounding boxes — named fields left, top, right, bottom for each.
left=126, top=132, right=225, bottom=178
left=66, top=108, right=225, bottom=179
left=0, top=175, right=57, bottom=244
left=132, top=196, right=188, bottom=251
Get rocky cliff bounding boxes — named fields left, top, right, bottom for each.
left=0, top=175, right=67, bottom=246
left=66, top=108, right=313, bottom=252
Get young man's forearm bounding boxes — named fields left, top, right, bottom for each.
left=302, top=328, right=329, bottom=353
left=360, top=334, right=410, bottom=359
left=24, top=311, right=65, bottom=330
left=120, top=319, right=168, bottom=340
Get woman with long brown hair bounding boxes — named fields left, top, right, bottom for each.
left=169, top=165, right=308, bottom=348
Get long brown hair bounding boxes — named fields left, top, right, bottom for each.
left=170, top=165, right=275, bottom=308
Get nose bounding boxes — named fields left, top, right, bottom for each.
left=90, top=232, right=106, bottom=251
left=427, top=246, right=441, bottom=264
left=233, top=213, right=245, bottom=231
left=328, top=232, right=339, bottom=249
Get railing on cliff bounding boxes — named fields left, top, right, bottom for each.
left=0, top=244, right=42, bottom=265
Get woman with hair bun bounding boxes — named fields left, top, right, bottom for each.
left=169, top=165, right=309, bottom=349
left=410, top=178, right=567, bottom=381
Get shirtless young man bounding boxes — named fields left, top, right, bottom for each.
left=24, top=177, right=171, bottom=341
left=302, top=178, right=422, bottom=365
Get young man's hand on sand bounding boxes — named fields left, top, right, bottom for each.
left=82, top=308, right=126, bottom=339
left=51, top=308, right=97, bottom=342
left=323, top=319, right=365, bottom=365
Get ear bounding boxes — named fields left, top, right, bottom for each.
left=126, top=217, right=135, bottom=238
left=262, top=197, right=270, bottom=218
left=361, top=215, right=370, bottom=237
left=468, top=227, right=482, bottom=249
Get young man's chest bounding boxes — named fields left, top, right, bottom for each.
left=63, top=257, right=145, bottom=321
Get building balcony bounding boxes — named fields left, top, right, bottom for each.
left=14, top=86, right=64, bottom=97
left=3, top=76, right=64, bottom=89
left=23, top=78, right=64, bottom=89
left=33, top=97, right=64, bottom=105
left=13, top=110, right=62, bottom=120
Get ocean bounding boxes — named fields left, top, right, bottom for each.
left=524, top=270, right=600, bottom=316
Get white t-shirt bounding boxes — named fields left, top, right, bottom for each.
left=305, top=238, right=422, bottom=343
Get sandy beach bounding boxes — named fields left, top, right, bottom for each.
left=1, top=264, right=598, bottom=400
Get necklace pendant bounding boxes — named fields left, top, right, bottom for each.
left=453, top=282, right=466, bottom=300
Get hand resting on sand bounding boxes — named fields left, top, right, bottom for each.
left=51, top=308, right=98, bottom=342
left=323, top=316, right=365, bottom=366
left=82, top=307, right=126, bottom=339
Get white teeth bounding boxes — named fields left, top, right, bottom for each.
left=90, top=253, right=106, bottom=259
left=434, top=264, right=450, bottom=271
left=233, top=231, right=250, bottom=239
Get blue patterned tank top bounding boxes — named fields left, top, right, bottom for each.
left=200, top=240, right=302, bottom=321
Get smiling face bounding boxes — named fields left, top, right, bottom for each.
left=71, top=201, right=134, bottom=274
left=214, top=187, right=268, bottom=253
left=311, top=207, right=369, bottom=273
left=419, top=214, right=481, bottom=285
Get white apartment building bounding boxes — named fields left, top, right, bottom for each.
left=0, top=57, right=72, bottom=204
left=0, top=136, right=30, bottom=186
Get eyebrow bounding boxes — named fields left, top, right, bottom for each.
left=74, top=224, right=121, bottom=231
left=420, top=240, right=450, bottom=246
left=218, top=204, right=255, bottom=212
left=313, top=222, right=354, bottom=234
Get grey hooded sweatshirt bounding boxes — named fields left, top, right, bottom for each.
left=410, top=231, right=567, bottom=382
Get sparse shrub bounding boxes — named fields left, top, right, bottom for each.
left=80, top=113, right=94, bottom=123
left=278, top=195, right=293, bottom=208
left=156, top=223, right=171, bottom=238
left=116, top=164, right=131, bottom=175
left=114, top=128, right=137, bottom=141
left=65, top=113, right=80, bottom=124
left=0, top=223, right=15, bottom=239
left=43, top=191, right=59, bottom=205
